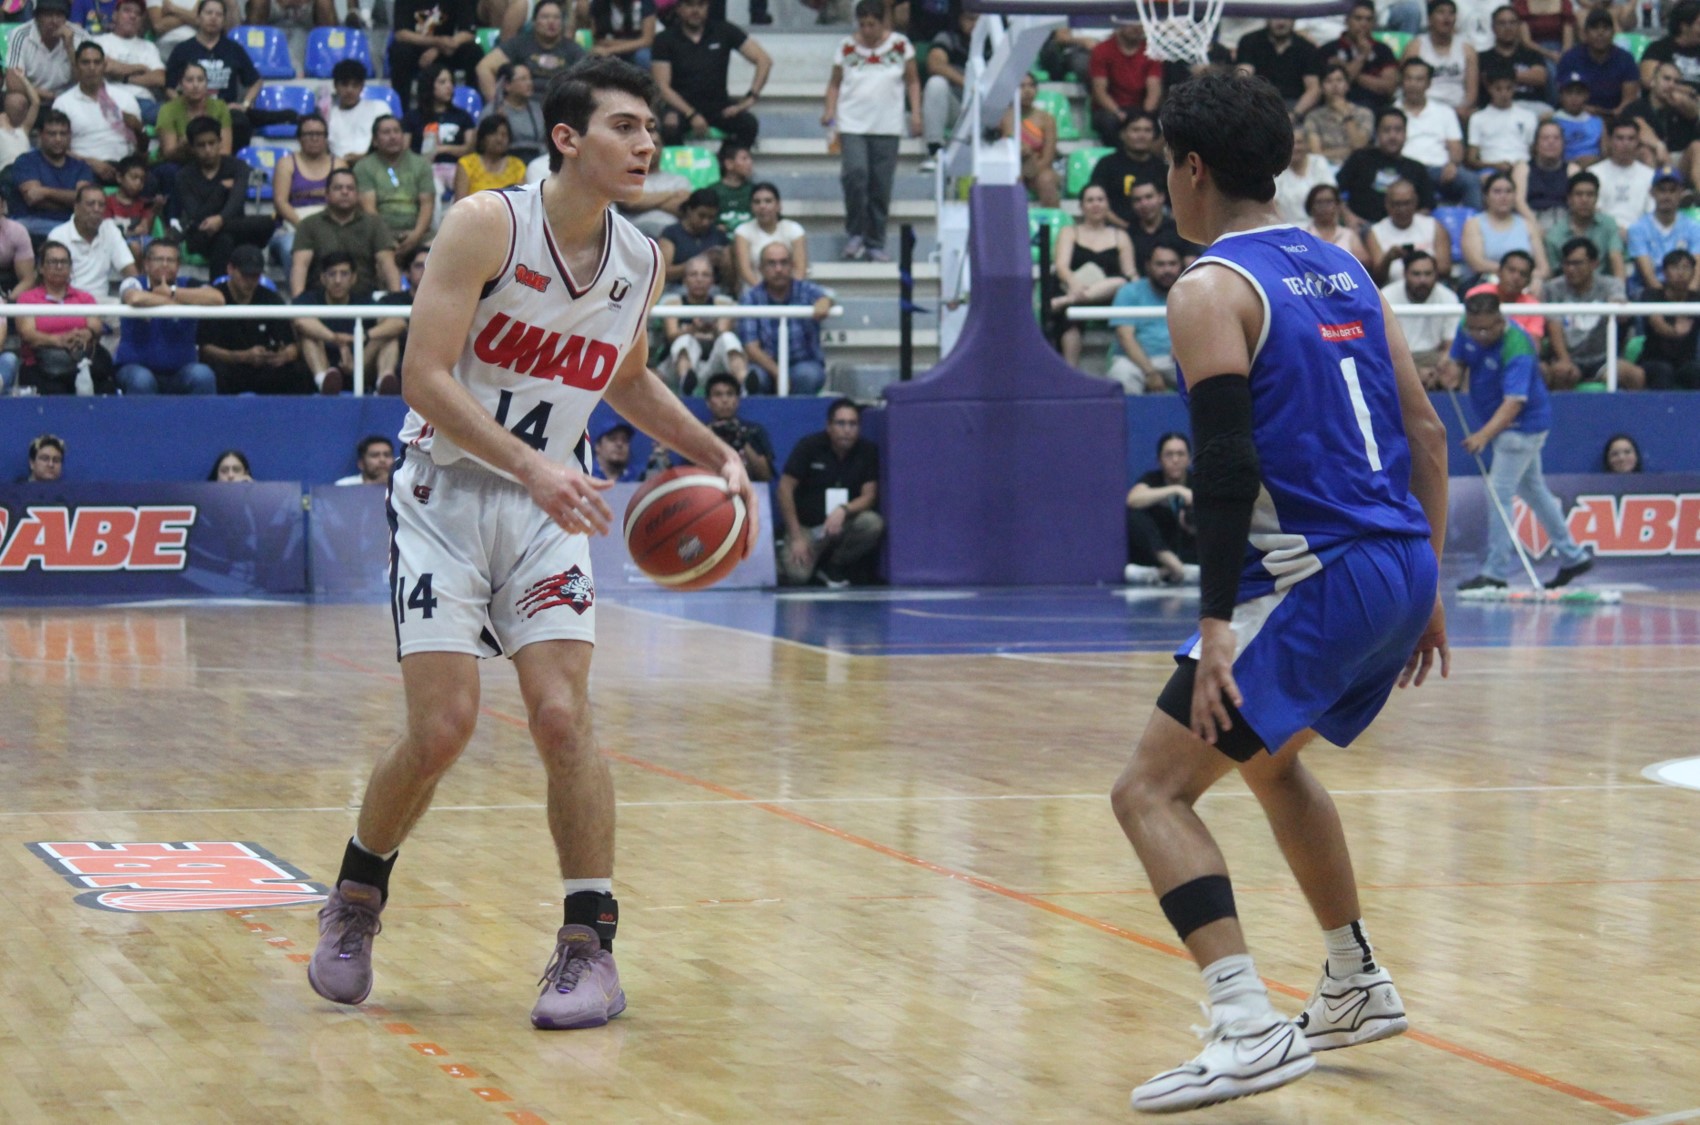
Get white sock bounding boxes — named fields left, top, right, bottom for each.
left=1201, top=954, right=1275, bottom=1025
left=350, top=832, right=397, bottom=861
left=1324, top=920, right=1377, bottom=979
left=562, top=877, right=613, bottom=897
left=313, top=369, right=330, bottom=389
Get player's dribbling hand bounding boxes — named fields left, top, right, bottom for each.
left=522, top=457, right=614, bottom=536
left=718, top=449, right=759, bottom=559
left=1191, top=620, right=1243, bottom=746
left=1398, top=596, right=1450, bottom=689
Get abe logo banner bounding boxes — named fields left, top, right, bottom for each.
left=27, top=841, right=329, bottom=912
left=1513, top=491, right=1700, bottom=558
left=0, top=505, right=196, bottom=571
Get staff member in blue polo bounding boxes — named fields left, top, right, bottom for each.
left=1437, top=291, right=1594, bottom=591
left=115, top=238, right=224, bottom=394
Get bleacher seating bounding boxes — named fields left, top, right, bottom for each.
left=1027, top=207, right=1071, bottom=263
left=1615, top=31, right=1654, bottom=60
left=1432, top=205, right=1476, bottom=262
left=252, top=84, right=317, bottom=138
left=1066, top=147, right=1111, bottom=197
left=474, top=27, right=501, bottom=52
left=230, top=26, right=295, bottom=79
left=304, top=27, right=374, bottom=79
left=363, top=85, right=402, bottom=116
left=452, top=84, right=483, bottom=118
left=1032, top=89, right=1080, bottom=141
left=236, top=145, right=283, bottom=203
left=0, top=23, right=18, bottom=69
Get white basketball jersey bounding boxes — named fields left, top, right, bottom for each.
left=399, top=183, right=660, bottom=478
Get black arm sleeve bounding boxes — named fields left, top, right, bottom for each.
left=1188, top=375, right=1261, bottom=622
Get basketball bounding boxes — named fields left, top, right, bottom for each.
left=623, top=467, right=748, bottom=590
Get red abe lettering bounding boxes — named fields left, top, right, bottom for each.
left=0, top=506, right=196, bottom=571
left=472, top=314, right=619, bottom=390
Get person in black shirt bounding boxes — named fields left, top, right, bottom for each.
left=294, top=249, right=378, bottom=394
left=171, top=116, right=274, bottom=280
left=703, top=372, right=775, bottom=482
left=651, top=0, right=772, bottom=147
left=403, top=62, right=479, bottom=164
left=1640, top=0, right=1700, bottom=96
left=1337, top=107, right=1436, bottom=224
left=1478, top=6, right=1550, bottom=109
left=1125, top=179, right=1201, bottom=274
left=199, top=244, right=315, bottom=394
left=1641, top=248, right=1700, bottom=389
left=1234, top=19, right=1324, bottom=116
left=1124, top=431, right=1197, bottom=585
left=777, top=397, right=882, bottom=587
left=1327, top=0, right=1399, bottom=110
left=1088, top=111, right=1167, bottom=229
left=387, top=0, right=483, bottom=117
left=1623, top=60, right=1700, bottom=179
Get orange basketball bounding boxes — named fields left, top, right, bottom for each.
left=623, top=467, right=748, bottom=591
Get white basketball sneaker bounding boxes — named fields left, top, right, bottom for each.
left=1295, top=965, right=1409, bottom=1051
left=1131, top=1011, right=1315, bottom=1114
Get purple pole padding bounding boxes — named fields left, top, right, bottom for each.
left=883, top=184, right=1128, bottom=585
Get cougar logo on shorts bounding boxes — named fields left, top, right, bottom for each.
left=515, top=263, right=551, bottom=293
left=413, top=484, right=432, bottom=504
left=26, top=841, right=329, bottom=912
left=518, top=564, right=595, bottom=617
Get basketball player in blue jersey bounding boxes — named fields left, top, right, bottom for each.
left=307, top=58, right=759, bottom=1030
left=1108, top=72, right=1453, bottom=1113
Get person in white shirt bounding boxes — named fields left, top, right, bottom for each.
left=94, top=0, right=165, bottom=126
left=1381, top=249, right=1461, bottom=385
left=1398, top=56, right=1483, bottom=208
left=1467, top=73, right=1540, bottom=174
left=325, top=59, right=389, bottom=160
left=56, top=42, right=142, bottom=180
left=48, top=183, right=138, bottom=296
left=1592, top=115, right=1657, bottom=234
left=822, top=0, right=921, bottom=263
left=731, top=182, right=807, bottom=290
left=334, top=435, right=395, bottom=486
left=1273, top=144, right=1336, bottom=226
left=1364, top=178, right=1453, bottom=283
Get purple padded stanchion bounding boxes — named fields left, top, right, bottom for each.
left=883, top=184, right=1127, bottom=585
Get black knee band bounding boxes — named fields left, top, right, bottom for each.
left=1158, top=874, right=1238, bottom=941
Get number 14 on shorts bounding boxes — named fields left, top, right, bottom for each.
left=394, top=572, right=438, bottom=622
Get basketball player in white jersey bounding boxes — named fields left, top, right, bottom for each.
left=308, top=57, right=759, bottom=1030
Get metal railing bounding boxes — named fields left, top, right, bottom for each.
left=0, top=302, right=840, bottom=398
left=1067, top=301, right=1700, bottom=393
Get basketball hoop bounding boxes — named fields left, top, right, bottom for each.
left=1124, top=0, right=1225, bottom=64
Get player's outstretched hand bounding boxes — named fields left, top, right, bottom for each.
left=1191, top=621, right=1243, bottom=746
left=718, top=449, right=759, bottom=559
left=1398, top=596, right=1450, bottom=688
left=522, top=457, right=614, bottom=536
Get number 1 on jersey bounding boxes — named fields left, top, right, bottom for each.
left=1338, top=358, right=1384, bottom=471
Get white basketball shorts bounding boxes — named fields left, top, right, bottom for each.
left=387, top=452, right=596, bottom=659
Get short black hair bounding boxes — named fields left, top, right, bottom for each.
left=1567, top=170, right=1600, bottom=194
left=1672, top=0, right=1700, bottom=33
left=704, top=372, right=741, bottom=397
left=28, top=433, right=64, bottom=462
left=114, top=153, right=149, bottom=180
left=1404, top=249, right=1437, bottom=270
left=318, top=249, right=356, bottom=275
left=853, top=0, right=884, bottom=19
left=1375, top=106, right=1407, bottom=131
left=1491, top=4, right=1517, bottom=18
left=186, top=114, right=222, bottom=144
left=207, top=448, right=250, bottom=480
left=357, top=435, right=394, bottom=459
left=1463, top=292, right=1501, bottom=316
left=74, top=40, right=103, bottom=61
left=1349, top=0, right=1375, bottom=13
left=827, top=397, right=860, bottom=421
left=296, top=111, right=326, bottom=138
left=39, top=108, right=70, bottom=132
left=1583, top=6, right=1614, bottom=28
left=684, top=186, right=720, bottom=212
left=369, top=113, right=400, bottom=141
left=1400, top=57, right=1433, bottom=78
left=1427, top=0, right=1455, bottom=12
left=145, top=236, right=182, bottom=260
left=1606, top=114, right=1638, bottom=136
left=327, top=166, right=359, bottom=189
left=717, top=138, right=751, bottom=170
left=74, top=182, right=106, bottom=204
left=543, top=56, right=659, bottom=173
left=1303, top=183, right=1339, bottom=214
left=1158, top=71, right=1289, bottom=204
left=37, top=239, right=70, bottom=267
left=1561, top=236, right=1599, bottom=262
left=1663, top=247, right=1695, bottom=271
left=1500, top=248, right=1534, bottom=271
left=331, top=58, right=368, bottom=84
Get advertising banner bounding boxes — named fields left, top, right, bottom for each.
left=1446, top=473, right=1700, bottom=560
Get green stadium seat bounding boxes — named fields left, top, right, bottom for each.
left=1622, top=334, right=1646, bottom=363
left=1028, top=206, right=1072, bottom=263
left=475, top=26, right=500, bottom=52
left=659, top=145, right=720, bottom=188
left=1614, top=31, right=1653, bottom=61
left=0, top=23, right=19, bottom=68
left=1065, top=146, right=1112, bottom=197
left=1372, top=30, right=1411, bottom=55
left=1031, top=89, right=1080, bottom=141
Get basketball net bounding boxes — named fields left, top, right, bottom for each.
left=1124, top=0, right=1225, bottom=64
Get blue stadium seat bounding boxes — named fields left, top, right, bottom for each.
left=236, top=144, right=284, bottom=202
left=1432, top=205, right=1477, bottom=260
left=230, top=25, right=295, bottom=79
left=362, top=85, right=402, bottom=116
left=252, top=84, right=317, bottom=138
left=452, top=84, right=482, bottom=118
left=304, top=26, right=374, bottom=78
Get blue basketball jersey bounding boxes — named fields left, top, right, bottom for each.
left=1176, top=225, right=1431, bottom=601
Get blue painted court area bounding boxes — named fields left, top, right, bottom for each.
left=610, top=559, right=1700, bottom=657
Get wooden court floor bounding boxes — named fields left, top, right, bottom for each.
left=2, top=599, right=1698, bottom=1124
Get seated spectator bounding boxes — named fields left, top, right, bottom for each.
left=1306, top=64, right=1375, bottom=165
left=1466, top=247, right=1546, bottom=337
left=703, top=372, right=774, bottom=482
left=1592, top=115, right=1656, bottom=233
left=1624, top=61, right=1700, bottom=182
left=1545, top=169, right=1629, bottom=278
left=474, top=0, right=584, bottom=110
left=1399, top=58, right=1483, bottom=208
left=1479, top=4, right=1551, bottom=115
left=1124, top=432, right=1196, bottom=585
left=291, top=167, right=401, bottom=297
left=1049, top=183, right=1134, bottom=367
left=208, top=449, right=252, bottom=481
left=1338, top=108, right=1436, bottom=224
left=452, top=115, right=526, bottom=201
left=1236, top=18, right=1324, bottom=116
left=660, top=187, right=732, bottom=287
left=355, top=116, right=434, bottom=259
left=1107, top=241, right=1182, bottom=393
left=739, top=242, right=832, bottom=395
left=114, top=238, right=221, bottom=394
left=1556, top=10, right=1640, bottom=116
left=1514, top=0, right=1574, bottom=69
left=1513, top=120, right=1581, bottom=229
left=335, top=435, right=395, bottom=485
left=49, top=183, right=137, bottom=296
left=403, top=63, right=477, bottom=168
left=1274, top=141, right=1337, bottom=225
left=1552, top=77, right=1606, bottom=163
left=25, top=434, right=65, bottom=481
left=1381, top=249, right=1463, bottom=384
left=146, top=0, right=197, bottom=56
left=1627, top=169, right=1700, bottom=290
left=777, top=397, right=882, bottom=587
left=1327, top=1, right=1399, bottom=110
left=270, top=115, right=343, bottom=270
left=12, top=110, right=95, bottom=239
left=1636, top=0, right=1700, bottom=94
left=1037, top=26, right=1093, bottom=87
left=590, top=421, right=640, bottom=481
left=1088, top=111, right=1167, bottom=229
left=58, top=43, right=141, bottom=183
left=1602, top=432, right=1643, bottom=471
left=367, top=243, right=425, bottom=394
left=733, top=182, right=805, bottom=289
left=16, top=240, right=113, bottom=394
left=1640, top=248, right=1700, bottom=388
left=294, top=250, right=376, bottom=394
left=582, top=0, right=657, bottom=68
left=1086, top=19, right=1162, bottom=148
left=1002, top=72, right=1060, bottom=209
left=618, top=125, right=690, bottom=237
left=659, top=253, right=749, bottom=393
left=1124, top=178, right=1200, bottom=275
left=1543, top=235, right=1642, bottom=387
left=105, top=154, right=156, bottom=258
left=652, top=0, right=769, bottom=147
left=1461, top=171, right=1549, bottom=280
left=387, top=0, right=482, bottom=118
left=95, top=0, right=165, bottom=127
left=1468, top=73, right=1541, bottom=174
left=483, top=64, right=547, bottom=163
left=0, top=195, right=36, bottom=297
left=1365, top=178, right=1453, bottom=282
left=326, top=60, right=388, bottom=160
left=171, top=115, right=274, bottom=279
left=164, top=0, right=261, bottom=149
left=1403, top=0, right=1479, bottom=116
left=155, top=60, right=232, bottom=163
left=1305, top=183, right=1374, bottom=269
left=7, top=0, right=89, bottom=101
left=200, top=244, right=313, bottom=393
left=0, top=86, right=40, bottom=176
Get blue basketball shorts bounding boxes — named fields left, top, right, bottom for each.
left=1167, top=535, right=1438, bottom=756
